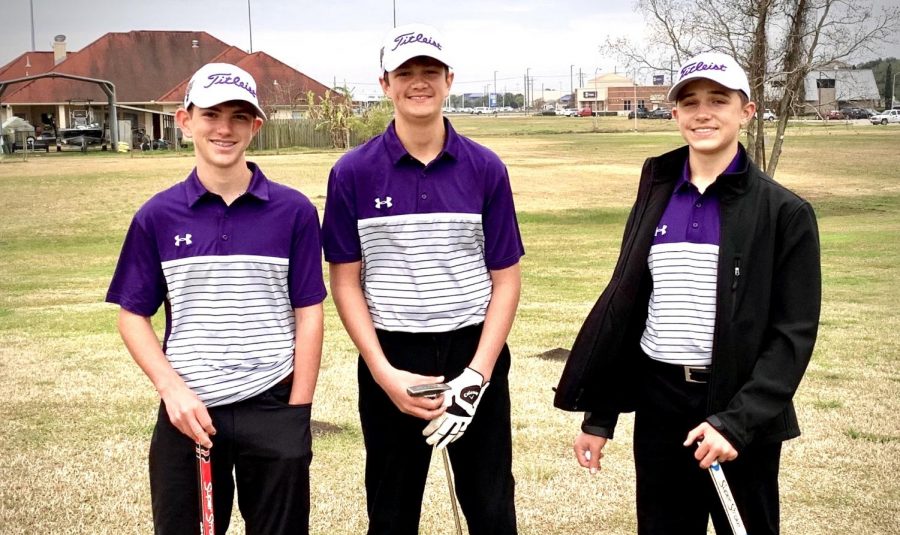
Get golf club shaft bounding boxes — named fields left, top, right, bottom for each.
left=196, top=443, right=215, bottom=535
left=441, top=449, right=463, bottom=535
left=708, top=461, right=747, bottom=535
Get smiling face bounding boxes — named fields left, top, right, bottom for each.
left=380, top=56, right=453, bottom=124
left=672, top=78, right=755, bottom=157
left=176, top=100, right=263, bottom=173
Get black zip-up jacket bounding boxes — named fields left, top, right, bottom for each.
left=553, top=144, right=821, bottom=451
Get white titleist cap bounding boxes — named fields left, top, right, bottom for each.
left=667, top=52, right=750, bottom=102
left=184, top=63, right=267, bottom=120
left=380, top=23, right=451, bottom=73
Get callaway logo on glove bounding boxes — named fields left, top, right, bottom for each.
left=423, top=367, right=488, bottom=450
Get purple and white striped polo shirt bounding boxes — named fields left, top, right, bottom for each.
left=106, top=163, right=327, bottom=407
left=640, top=151, right=742, bottom=366
left=322, top=119, right=524, bottom=333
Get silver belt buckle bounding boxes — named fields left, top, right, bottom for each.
left=684, top=366, right=708, bottom=383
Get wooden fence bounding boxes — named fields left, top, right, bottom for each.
left=252, top=119, right=367, bottom=150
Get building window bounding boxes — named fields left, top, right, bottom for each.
left=638, top=99, right=646, bottom=109
left=816, top=78, right=836, bottom=89
left=625, top=100, right=632, bottom=110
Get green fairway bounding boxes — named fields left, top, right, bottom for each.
left=1, top=119, right=898, bottom=534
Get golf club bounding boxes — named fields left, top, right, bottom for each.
left=441, top=448, right=464, bottom=535
left=406, top=383, right=464, bottom=535
left=195, top=443, right=215, bottom=535
left=708, top=461, right=747, bottom=535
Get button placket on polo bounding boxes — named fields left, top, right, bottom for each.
left=219, top=203, right=234, bottom=254
left=417, top=168, right=429, bottom=209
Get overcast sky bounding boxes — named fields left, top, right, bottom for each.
left=2, top=0, right=898, bottom=98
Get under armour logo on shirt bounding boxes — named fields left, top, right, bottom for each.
left=654, top=225, right=667, bottom=237
left=375, top=197, right=393, bottom=209
left=175, top=234, right=193, bottom=246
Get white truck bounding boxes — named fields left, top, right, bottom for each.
left=870, top=109, right=900, bottom=125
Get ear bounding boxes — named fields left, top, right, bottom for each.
left=379, top=74, right=390, bottom=95
left=446, top=70, right=455, bottom=91
left=175, top=108, right=192, bottom=139
left=741, top=100, right=757, bottom=124
left=251, top=116, right=264, bottom=135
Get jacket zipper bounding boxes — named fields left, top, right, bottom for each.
left=731, top=257, right=742, bottom=291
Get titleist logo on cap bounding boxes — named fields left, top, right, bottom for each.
left=391, top=32, right=442, bottom=52
left=679, top=61, right=727, bottom=79
left=201, top=73, right=258, bottom=98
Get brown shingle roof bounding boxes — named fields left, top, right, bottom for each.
left=159, top=51, right=334, bottom=109
left=2, top=31, right=233, bottom=104
left=0, top=31, right=330, bottom=108
left=0, top=52, right=62, bottom=80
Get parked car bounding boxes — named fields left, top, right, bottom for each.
left=825, top=110, right=845, bottom=120
left=574, top=107, right=593, bottom=117
left=647, top=108, right=672, bottom=119
left=472, top=106, right=497, bottom=115
left=840, top=107, right=871, bottom=119
left=627, top=107, right=650, bottom=119
left=762, top=109, right=777, bottom=121
left=870, top=109, right=900, bottom=125
left=558, top=108, right=577, bottom=116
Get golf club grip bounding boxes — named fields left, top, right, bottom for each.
left=708, top=461, right=747, bottom=535
left=196, top=444, right=215, bottom=535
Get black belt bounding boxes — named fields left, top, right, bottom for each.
left=682, top=365, right=710, bottom=384
left=645, top=356, right=711, bottom=384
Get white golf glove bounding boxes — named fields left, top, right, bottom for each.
left=423, top=367, right=489, bottom=449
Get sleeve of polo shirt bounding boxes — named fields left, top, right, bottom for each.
left=482, top=163, right=525, bottom=270
left=105, top=214, right=167, bottom=317
left=322, top=166, right=362, bottom=263
left=288, top=201, right=328, bottom=308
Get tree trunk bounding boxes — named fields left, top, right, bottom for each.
left=767, top=0, right=809, bottom=177
left=747, top=0, right=772, bottom=167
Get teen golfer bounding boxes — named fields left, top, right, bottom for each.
left=107, top=63, right=326, bottom=534
left=555, top=52, right=821, bottom=534
left=322, top=23, right=523, bottom=535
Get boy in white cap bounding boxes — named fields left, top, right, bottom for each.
left=323, top=23, right=523, bottom=534
left=107, top=62, right=326, bottom=534
left=555, top=51, right=820, bottom=534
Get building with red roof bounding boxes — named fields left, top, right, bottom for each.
left=0, top=31, right=332, bottom=147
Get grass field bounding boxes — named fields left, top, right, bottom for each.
left=1, top=115, right=898, bottom=534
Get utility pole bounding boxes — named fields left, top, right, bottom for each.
left=525, top=68, right=531, bottom=112
left=247, top=0, right=254, bottom=53
left=570, top=64, right=574, bottom=97
left=493, top=70, right=498, bottom=109
left=29, top=0, right=36, bottom=51
left=393, top=0, right=397, bottom=27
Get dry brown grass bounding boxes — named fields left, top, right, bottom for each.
left=1, top=121, right=898, bottom=533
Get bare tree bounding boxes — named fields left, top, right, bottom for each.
left=603, top=0, right=900, bottom=176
